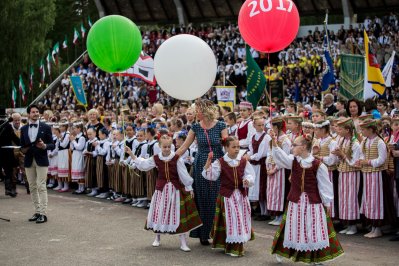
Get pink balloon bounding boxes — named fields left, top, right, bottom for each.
left=238, top=0, right=300, bottom=53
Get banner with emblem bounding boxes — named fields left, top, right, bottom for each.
left=70, top=76, right=87, bottom=107
left=339, top=54, right=365, bottom=101
left=215, top=86, right=236, bottom=111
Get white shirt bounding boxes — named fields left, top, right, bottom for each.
left=248, top=131, right=270, bottom=161
left=28, top=120, right=39, bottom=143
left=202, top=153, right=255, bottom=187
left=235, top=118, right=256, bottom=148
left=271, top=146, right=333, bottom=205
left=359, top=136, right=387, bottom=168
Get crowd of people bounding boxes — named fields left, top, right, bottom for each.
left=32, top=13, right=399, bottom=115
left=1, top=12, right=399, bottom=264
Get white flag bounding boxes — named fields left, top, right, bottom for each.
left=118, top=52, right=156, bottom=85
left=382, top=51, right=395, bottom=87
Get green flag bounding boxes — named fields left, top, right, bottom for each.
left=339, top=54, right=365, bottom=100
left=246, top=46, right=266, bottom=109
left=11, top=81, right=17, bottom=108
left=18, top=75, right=27, bottom=103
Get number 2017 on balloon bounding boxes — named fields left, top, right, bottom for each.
left=249, top=0, right=294, bottom=18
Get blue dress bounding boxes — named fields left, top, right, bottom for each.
left=189, top=121, right=226, bottom=240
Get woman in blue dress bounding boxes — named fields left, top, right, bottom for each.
left=177, top=99, right=228, bottom=245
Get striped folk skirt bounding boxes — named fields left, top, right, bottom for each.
left=327, top=170, right=339, bottom=219
left=146, top=169, right=157, bottom=200
left=107, top=162, right=115, bottom=190
left=271, top=194, right=344, bottom=264
left=131, top=169, right=145, bottom=198
left=57, top=150, right=70, bottom=179
left=338, top=171, right=361, bottom=222
left=48, top=154, right=58, bottom=176
left=145, top=183, right=202, bottom=234
left=71, top=151, right=85, bottom=182
left=267, top=168, right=286, bottom=214
left=121, top=165, right=129, bottom=195
left=84, top=155, right=96, bottom=188
left=211, top=193, right=255, bottom=257
left=361, top=171, right=397, bottom=227
left=96, top=156, right=105, bottom=189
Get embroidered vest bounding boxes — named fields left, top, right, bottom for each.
left=237, top=120, right=250, bottom=141
left=287, top=158, right=322, bottom=204
left=361, top=138, right=388, bottom=173
left=267, top=135, right=288, bottom=165
left=219, top=157, right=247, bottom=198
left=153, top=154, right=183, bottom=191
left=337, top=139, right=360, bottom=172
left=319, top=137, right=337, bottom=171
left=249, top=132, right=266, bottom=165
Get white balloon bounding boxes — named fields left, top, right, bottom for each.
left=154, top=34, right=217, bottom=101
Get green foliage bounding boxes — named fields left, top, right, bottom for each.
left=0, top=0, right=56, bottom=107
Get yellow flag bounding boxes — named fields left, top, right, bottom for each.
left=364, top=30, right=386, bottom=95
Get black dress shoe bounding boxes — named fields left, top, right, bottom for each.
left=389, top=235, right=399, bottom=241
left=36, top=215, right=47, bottom=224
left=5, top=191, right=17, bottom=197
left=29, top=213, right=41, bottom=222
left=200, top=239, right=210, bottom=246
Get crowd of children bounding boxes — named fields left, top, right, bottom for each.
left=11, top=97, right=399, bottom=264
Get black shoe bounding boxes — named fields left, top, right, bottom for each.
left=36, top=215, right=47, bottom=224
left=5, top=191, right=17, bottom=197
left=389, top=235, right=399, bottom=241
left=29, top=213, right=41, bottom=222
left=200, top=239, right=210, bottom=246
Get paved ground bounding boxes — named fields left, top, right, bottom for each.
left=0, top=184, right=398, bottom=266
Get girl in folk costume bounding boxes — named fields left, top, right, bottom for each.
left=357, top=119, right=396, bottom=238
left=313, top=120, right=340, bottom=220
left=47, top=123, right=59, bottom=189
left=142, top=127, right=159, bottom=207
left=285, top=116, right=303, bottom=144
left=112, top=130, right=126, bottom=201
left=127, top=135, right=202, bottom=252
left=94, top=128, right=111, bottom=199
left=129, top=129, right=148, bottom=208
left=118, top=124, right=138, bottom=204
left=54, top=121, right=71, bottom=192
left=83, top=128, right=98, bottom=197
left=235, top=101, right=255, bottom=150
left=175, top=131, right=194, bottom=172
left=332, top=118, right=362, bottom=235
left=244, top=116, right=270, bottom=220
left=266, top=117, right=292, bottom=226
left=225, top=112, right=238, bottom=136
left=203, top=136, right=255, bottom=257
left=106, top=130, right=119, bottom=198
left=70, top=121, right=87, bottom=194
left=270, top=134, right=344, bottom=264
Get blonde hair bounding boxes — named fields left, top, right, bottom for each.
left=195, top=99, right=217, bottom=121
left=87, top=109, right=99, bottom=117
left=43, top=110, right=53, bottom=117
left=153, top=103, right=164, bottom=116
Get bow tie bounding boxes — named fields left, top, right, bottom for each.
left=29, top=124, right=38, bottom=128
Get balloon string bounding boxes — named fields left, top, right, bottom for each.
left=119, top=73, right=126, bottom=161
left=267, top=53, right=272, bottom=116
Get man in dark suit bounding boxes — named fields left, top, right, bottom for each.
left=0, top=107, right=20, bottom=197
left=323, top=93, right=337, bottom=116
left=20, top=105, right=54, bottom=224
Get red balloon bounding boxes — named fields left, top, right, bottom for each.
left=238, top=0, right=300, bottom=53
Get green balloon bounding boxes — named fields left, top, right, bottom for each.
left=87, top=15, right=142, bottom=73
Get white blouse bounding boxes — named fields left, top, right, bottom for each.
left=202, top=153, right=255, bottom=187
left=133, top=152, right=193, bottom=191
left=359, top=136, right=387, bottom=168
left=248, top=131, right=270, bottom=161
left=316, top=136, right=339, bottom=167
left=272, top=146, right=333, bottom=206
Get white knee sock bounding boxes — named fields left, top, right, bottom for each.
left=155, top=234, right=160, bottom=242
left=179, top=234, right=188, bottom=248
left=259, top=201, right=268, bottom=215
left=63, top=182, right=69, bottom=190
left=79, top=184, right=85, bottom=191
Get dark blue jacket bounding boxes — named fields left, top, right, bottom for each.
left=20, top=122, right=55, bottom=167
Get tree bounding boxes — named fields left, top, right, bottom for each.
left=0, top=0, right=56, bottom=107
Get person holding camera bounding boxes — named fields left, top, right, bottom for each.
left=20, top=105, right=54, bottom=224
left=0, top=107, right=20, bottom=197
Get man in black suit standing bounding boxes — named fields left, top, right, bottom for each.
left=323, top=93, right=338, bottom=116
left=20, top=105, right=54, bottom=224
left=0, top=107, right=20, bottom=197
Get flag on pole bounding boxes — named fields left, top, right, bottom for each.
left=29, top=65, right=34, bottom=92
left=246, top=46, right=267, bottom=110
left=18, top=75, right=27, bottom=103
left=70, top=76, right=87, bottom=106
left=39, top=58, right=45, bottom=83
left=382, top=51, right=395, bottom=87
left=11, top=81, right=17, bottom=108
left=88, top=16, right=93, bottom=27
left=62, top=35, right=68, bottom=49
left=81, top=23, right=86, bottom=38
left=321, top=38, right=336, bottom=92
left=46, top=51, right=51, bottom=75
left=364, top=30, right=386, bottom=96
left=52, top=42, right=60, bottom=64
left=73, top=27, right=80, bottom=44
left=117, top=52, right=157, bottom=85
